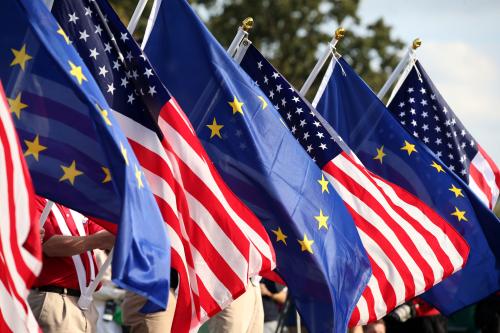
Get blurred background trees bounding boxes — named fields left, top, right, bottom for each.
left=110, top=0, right=404, bottom=98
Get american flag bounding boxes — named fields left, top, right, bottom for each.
left=0, top=82, right=42, bottom=333
left=240, top=44, right=470, bottom=326
left=388, top=61, right=499, bottom=209
left=52, top=0, right=275, bottom=331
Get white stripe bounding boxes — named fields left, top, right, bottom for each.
left=0, top=281, right=35, bottom=333
left=51, top=205, right=87, bottom=292
left=368, top=276, right=387, bottom=322
left=159, top=117, right=273, bottom=263
left=327, top=157, right=427, bottom=293
left=471, top=150, right=499, bottom=207
left=334, top=154, right=459, bottom=286
left=373, top=177, right=464, bottom=273
left=142, top=169, right=179, bottom=220
left=0, top=100, right=41, bottom=277
left=468, top=175, right=490, bottom=208
left=70, top=210, right=96, bottom=281
left=0, top=144, right=32, bottom=303
left=355, top=295, right=369, bottom=327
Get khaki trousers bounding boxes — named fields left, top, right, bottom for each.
left=122, top=289, right=177, bottom=333
left=207, top=282, right=264, bottom=333
left=28, top=290, right=98, bottom=333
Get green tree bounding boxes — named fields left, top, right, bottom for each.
left=110, top=0, right=404, bottom=99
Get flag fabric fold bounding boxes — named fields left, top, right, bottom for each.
left=0, top=81, right=42, bottom=333
left=314, top=56, right=500, bottom=316
left=387, top=60, right=500, bottom=210
left=239, top=44, right=471, bottom=326
left=143, top=0, right=372, bottom=332
left=51, top=0, right=276, bottom=330
left=0, top=0, right=170, bottom=310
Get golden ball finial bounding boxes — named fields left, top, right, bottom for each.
left=412, top=38, right=422, bottom=50
left=242, top=17, right=254, bottom=32
left=335, top=27, right=346, bottom=40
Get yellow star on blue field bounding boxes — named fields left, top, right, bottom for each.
left=59, top=160, right=83, bottom=185
left=373, top=145, right=386, bottom=164
left=120, top=142, right=129, bottom=165
left=206, top=117, right=223, bottom=139
left=24, top=135, right=47, bottom=161
left=10, top=44, right=32, bottom=70
left=101, top=167, right=112, bottom=183
left=298, top=234, right=314, bottom=254
left=449, top=184, right=464, bottom=198
left=228, top=96, right=244, bottom=115
left=7, top=93, right=28, bottom=119
left=257, top=96, right=268, bottom=109
left=135, top=165, right=144, bottom=189
left=318, top=174, right=329, bottom=193
left=314, top=209, right=329, bottom=230
left=57, top=26, right=71, bottom=44
left=451, top=206, right=468, bottom=222
left=97, top=104, right=112, bottom=126
left=272, top=227, right=287, bottom=245
left=401, top=140, right=417, bottom=156
left=430, top=161, right=445, bottom=173
left=68, top=61, right=87, bottom=85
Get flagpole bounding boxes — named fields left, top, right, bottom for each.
left=377, top=38, right=421, bottom=100
left=127, top=0, right=149, bottom=35
left=299, top=27, right=345, bottom=96
left=39, top=200, right=54, bottom=227
left=78, top=248, right=114, bottom=310
left=42, top=0, right=54, bottom=10
left=227, top=17, right=253, bottom=56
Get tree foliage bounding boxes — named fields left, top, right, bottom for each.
left=110, top=0, right=404, bottom=98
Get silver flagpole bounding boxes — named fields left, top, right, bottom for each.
left=43, top=0, right=54, bottom=10
left=127, top=0, right=149, bottom=35
left=299, top=27, right=345, bottom=96
left=377, top=38, right=421, bottom=100
left=227, top=17, right=253, bottom=56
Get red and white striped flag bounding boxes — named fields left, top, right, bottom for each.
left=49, top=1, right=276, bottom=331
left=0, top=82, right=42, bottom=333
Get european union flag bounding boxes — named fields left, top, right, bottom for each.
left=143, top=0, right=372, bottom=331
left=314, top=57, right=500, bottom=314
left=0, top=0, right=170, bottom=310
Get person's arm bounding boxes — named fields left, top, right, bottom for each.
left=269, top=288, right=287, bottom=305
left=43, top=231, right=115, bottom=257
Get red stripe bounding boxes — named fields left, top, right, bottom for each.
left=0, top=307, right=13, bottom=333
left=324, top=162, right=417, bottom=299
left=361, top=284, right=377, bottom=324
left=349, top=307, right=360, bottom=327
left=170, top=250, right=196, bottom=333
left=160, top=103, right=273, bottom=253
left=470, top=162, right=493, bottom=208
left=478, top=145, right=500, bottom=193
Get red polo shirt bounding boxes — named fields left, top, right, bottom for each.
left=33, top=197, right=103, bottom=291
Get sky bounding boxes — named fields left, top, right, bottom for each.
left=350, top=0, right=500, bottom=164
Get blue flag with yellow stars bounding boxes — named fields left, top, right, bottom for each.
left=0, top=0, right=170, bottom=310
left=143, top=0, right=372, bottom=331
left=314, top=57, right=500, bottom=315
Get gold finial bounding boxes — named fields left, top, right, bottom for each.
left=242, top=17, right=254, bottom=32
left=412, top=38, right=422, bottom=50
left=335, top=27, right=346, bottom=41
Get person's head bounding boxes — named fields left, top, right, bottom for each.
left=363, top=320, right=386, bottom=333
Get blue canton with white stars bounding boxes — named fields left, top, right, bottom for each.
left=387, top=61, right=478, bottom=182
left=240, top=44, right=342, bottom=168
left=52, top=0, right=170, bottom=138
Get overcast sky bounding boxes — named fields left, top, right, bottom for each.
left=349, top=0, right=499, bottom=163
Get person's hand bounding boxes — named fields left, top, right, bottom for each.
left=40, top=228, right=45, bottom=242
left=260, top=283, right=272, bottom=297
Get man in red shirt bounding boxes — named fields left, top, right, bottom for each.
left=28, top=196, right=114, bottom=333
